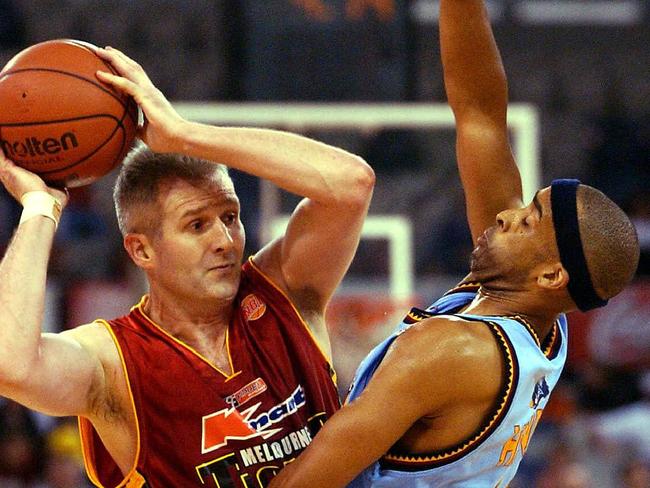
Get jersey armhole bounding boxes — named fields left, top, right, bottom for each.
left=380, top=318, right=518, bottom=472
left=78, top=320, right=145, bottom=488
left=245, top=257, right=336, bottom=378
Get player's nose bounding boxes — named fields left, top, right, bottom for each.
left=496, top=209, right=510, bottom=231
left=496, top=208, right=522, bottom=232
left=209, top=220, right=235, bottom=252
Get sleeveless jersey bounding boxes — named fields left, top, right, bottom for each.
left=78, top=258, right=340, bottom=488
left=347, top=284, right=567, bottom=488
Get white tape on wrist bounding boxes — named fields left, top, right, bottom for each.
left=19, top=191, right=62, bottom=229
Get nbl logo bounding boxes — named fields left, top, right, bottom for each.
left=0, top=132, right=79, bottom=159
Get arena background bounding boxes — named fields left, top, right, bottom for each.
left=0, top=1, right=649, bottom=486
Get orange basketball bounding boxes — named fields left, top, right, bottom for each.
left=0, top=39, right=138, bottom=187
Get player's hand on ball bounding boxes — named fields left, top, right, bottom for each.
left=95, top=46, right=187, bottom=154
left=0, top=151, right=68, bottom=208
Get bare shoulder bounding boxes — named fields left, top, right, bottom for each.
left=251, top=245, right=325, bottom=315
left=389, top=315, right=503, bottom=364
left=250, top=249, right=333, bottom=366
left=61, top=321, right=121, bottom=368
left=250, top=244, right=287, bottom=292
left=61, top=322, right=137, bottom=470
left=384, top=315, right=504, bottom=403
left=61, top=322, right=128, bottom=420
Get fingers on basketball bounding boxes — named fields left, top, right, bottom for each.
left=99, top=47, right=149, bottom=85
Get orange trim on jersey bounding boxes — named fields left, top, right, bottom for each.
left=381, top=319, right=518, bottom=471
left=78, top=418, right=102, bottom=488
left=505, top=315, right=541, bottom=347
left=542, top=321, right=560, bottom=358
left=496, top=315, right=561, bottom=359
left=134, top=296, right=237, bottom=380
left=247, top=257, right=337, bottom=381
left=443, top=281, right=482, bottom=296
left=224, top=370, right=243, bottom=382
left=78, top=320, right=144, bottom=488
left=405, top=308, right=434, bottom=323
left=123, top=473, right=147, bottom=488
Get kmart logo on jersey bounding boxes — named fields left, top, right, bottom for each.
left=201, top=384, right=306, bottom=453
left=248, top=385, right=305, bottom=432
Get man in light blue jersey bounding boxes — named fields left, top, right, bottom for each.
left=270, top=0, right=640, bottom=487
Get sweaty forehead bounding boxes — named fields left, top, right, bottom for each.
left=538, top=186, right=552, bottom=204
left=211, top=170, right=236, bottom=193
left=536, top=187, right=553, bottom=214
left=160, top=176, right=238, bottom=214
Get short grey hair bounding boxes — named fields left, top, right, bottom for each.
left=113, top=142, right=230, bottom=236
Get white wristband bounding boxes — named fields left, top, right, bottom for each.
left=19, top=191, right=62, bottom=229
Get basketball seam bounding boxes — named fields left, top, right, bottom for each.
left=65, top=40, right=118, bottom=76
left=0, top=68, right=128, bottom=112
left=121, top=95, right=138, bottom=129
left=64, top=40, right=138, bottom=127
left=112, top=116, right=129, bottom=175
left=0, top=113, right=121, bottom=127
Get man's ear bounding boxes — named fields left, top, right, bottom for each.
left=536, top=261, right=569, bottom=291
left=124, top=233, right=155, bottom=270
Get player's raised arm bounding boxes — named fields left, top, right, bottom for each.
left=96, top=46, right=375, bottom=355
left=170, top=124, right=374, bottom=315
left=441, top=0, right=523, bottom=243
left=0, top=153, right=107, bottom=418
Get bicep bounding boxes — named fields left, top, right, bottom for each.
left=272, top=343, right=436, bottom=487
left=256, top=195, right=369, bottom=307
left=455, top=116, right=523, bottom=243
left=1, top=328, right=104, bottom=417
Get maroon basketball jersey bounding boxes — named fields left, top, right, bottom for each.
left=79, top=258, right=340, bottom=487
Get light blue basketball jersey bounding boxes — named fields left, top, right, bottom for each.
left=347, top=284, right=567, bottom=488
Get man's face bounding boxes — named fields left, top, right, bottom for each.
left=470, top=187, right=558, bottom=288
left=148, top=175, right=245, bottom=305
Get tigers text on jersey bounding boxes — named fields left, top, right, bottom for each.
left=347, top=284, right=567, bottom=488
left=78, top=258, right=340, bottom=488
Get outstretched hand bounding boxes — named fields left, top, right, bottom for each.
left=95, top=46, right=188, bottom=154
left=0, top=151, right=68, bottom=208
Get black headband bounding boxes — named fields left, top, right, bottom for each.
left=550, top=179, right=607, bottom=311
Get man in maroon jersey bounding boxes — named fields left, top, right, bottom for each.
left=0, top=46, right=374, bottom=487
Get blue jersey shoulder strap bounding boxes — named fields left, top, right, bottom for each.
left=346, top=287, right=477, bottom=403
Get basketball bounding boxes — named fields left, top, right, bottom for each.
left=0, top=39, right=138, bottom=188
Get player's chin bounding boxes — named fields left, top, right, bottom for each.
left=209, top=279, right=241, bottom=302
left=469, top=255, right=495, bottom=282
left=469, top=251, right=485, bottom=274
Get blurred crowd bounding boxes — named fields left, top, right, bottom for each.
left=0, top=1, right=649, bottom=486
